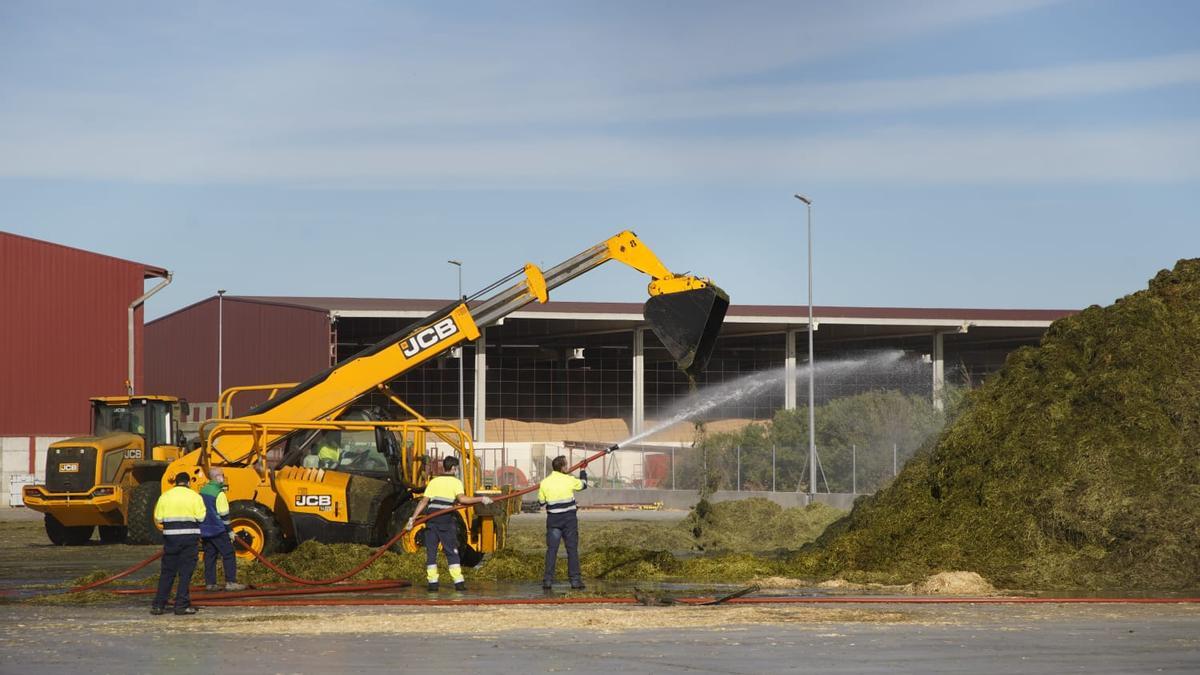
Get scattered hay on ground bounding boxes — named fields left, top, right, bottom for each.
left=183, top=605, right=915, bottom=636
left=752, top=576, right=811, bottom=589
left=816, top=578, right=874, bottom=591
left=904, top=571, right=997, bottom=596
left=24, top=590, right=120, bottom=605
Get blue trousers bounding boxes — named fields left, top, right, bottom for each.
left=424, top=517, right=461, bottom=566
left=154, top=536, right=198, bottom=609
left=544, top=513, right=580, bottom=584
left=202, top=535, right=238, bottom=586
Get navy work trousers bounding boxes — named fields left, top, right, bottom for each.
left=544, top=512, right=580, bottom=584
left=154, top=536, right=199, bottom=609
left=202, top=534, right=238, bottom=586
left=424, top=515, right=461, bottom=566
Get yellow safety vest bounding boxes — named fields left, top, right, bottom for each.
left=423, top=475, right=464, bottom=512
left=154, top=485, right=207, bottom=537
left=538, top=471, right=584, bottom=514
left=317, top=444, right=341, bottom=467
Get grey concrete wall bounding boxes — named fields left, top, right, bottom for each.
left=575, top=488, right=859, bottom=511
left=1, top=436, right=56, bottom=508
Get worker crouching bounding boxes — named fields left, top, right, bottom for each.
left=406, top=456, right=492, bottom=592
left=151, top=472, right=206, bottom=615
left=539, top=455, right=588, bottom=590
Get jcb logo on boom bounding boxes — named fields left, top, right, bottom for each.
left=400, top=317, right=459, bottom=358
left=295, top=495, right=332, bottom=508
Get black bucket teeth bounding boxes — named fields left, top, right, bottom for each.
left=644, top=285, right=729, bottom=379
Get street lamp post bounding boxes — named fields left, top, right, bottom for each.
left=793, top=194, right=817, bottom=496
left=217, top=289, right=226, bottom=408
left=447, top=260, right=464, bottom=432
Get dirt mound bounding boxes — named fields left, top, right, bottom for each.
left=905, top=571, right=996, bottom=596
left=800, top=259, right=1200, bottom=590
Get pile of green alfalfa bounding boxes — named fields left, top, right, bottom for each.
left=795, top=259, right=1200, bottom=591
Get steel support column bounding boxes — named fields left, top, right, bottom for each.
left=473, top=328, right=487, bottom=442
left=784, top=329, right=797, bottom=410
left=632, top=328, right=645, bottom=436
left=932, top=330, right=945, bottom=412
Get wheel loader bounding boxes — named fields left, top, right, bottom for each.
left=163, top=231, right=729, bottom=564
left=22, top=395, right=190, bottom=545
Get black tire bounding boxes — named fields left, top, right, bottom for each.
left=126, top=481, right=163, bottom=545
left=98, top=525, right=128, bottom=544
left=228, top=501, right=284, bottom=557
left=387, top=500, right=419, bottom=553
left=44, top=514, right=93, bottom=546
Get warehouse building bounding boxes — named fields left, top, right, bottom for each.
left=0, top=232, right=170, bottom=505
left=145, top=295, right=1071, bottom=490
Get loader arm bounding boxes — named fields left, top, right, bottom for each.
left=201, top=230, right=727, bottom=460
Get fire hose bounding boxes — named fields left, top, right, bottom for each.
left=61, top=444, right=1200, bottom=606
left=67, top=447, right=614, bottom=597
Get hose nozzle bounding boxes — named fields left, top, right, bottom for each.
left=607, top=444, right=619, bottom=454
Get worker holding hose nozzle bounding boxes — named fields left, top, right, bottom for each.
left=539, top=455, right=590, bottom=591
left=405, top=456, right=493, bottom=592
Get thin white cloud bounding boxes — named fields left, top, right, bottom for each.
left=3, top=122, right=1197, bottom=186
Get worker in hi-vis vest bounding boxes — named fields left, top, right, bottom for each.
left=199, top=468, right=246, bottom=592
left=151, top=472, right=206, bottom=615
left=405, top=456, right=493, bottom=592
left=538, top=455, right=589, bottom=590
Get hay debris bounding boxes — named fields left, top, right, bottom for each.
left=904, top=571, right=997, bottom=596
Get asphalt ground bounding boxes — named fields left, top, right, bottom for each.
left=2, top=602, right=1198, bottom=674
left=3, top=508, right=1198, bottom=674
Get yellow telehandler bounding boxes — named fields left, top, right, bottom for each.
left=22, top=395, right=190, bottom=545
left=164, top=231, right=728, bottom=564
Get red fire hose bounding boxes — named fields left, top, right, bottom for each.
left=66, top=448, right=610, bottom=598
left=60, top=446, right=1200, bottom=607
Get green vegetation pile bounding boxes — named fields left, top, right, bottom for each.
left=798, top=260, right=1200, bottom=590
left=684, top=498, right=842, bottom=552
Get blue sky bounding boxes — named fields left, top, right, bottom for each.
left=2, top=0, right=1197, bottom=319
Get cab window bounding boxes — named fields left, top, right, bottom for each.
left=292, top=429, right=391, bottom=475
left=101, top=450, right=125, bottom=483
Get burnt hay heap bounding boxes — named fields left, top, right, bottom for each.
left=804, top=259, right=1200, bottom=590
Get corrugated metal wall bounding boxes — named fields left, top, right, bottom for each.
left=0, top=232, right=152, bottom=435
left=145, top=298, right=331, bottom=415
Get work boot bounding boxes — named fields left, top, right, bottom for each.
left=426, top=582, right=439, bottom=592
left=223, top=582, right=247, bottom=591
left=150, top=606, right=164, bottom=616
left=204, top=584, right=221, bottom=592
left=570, top=581, right=586, bottom=591
left=541, top=583, right=553, bottom=591
left=173, top=606, right=198, bottom=616
left=454, top=581, right=467, bottom=592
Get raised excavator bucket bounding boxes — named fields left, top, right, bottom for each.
left=643, top=285, right=730, bottom=379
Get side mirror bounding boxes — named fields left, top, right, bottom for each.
left=179, top=400, right=190, bottom=417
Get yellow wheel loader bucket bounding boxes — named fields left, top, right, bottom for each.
left=644, top=285, right=729, bottom=379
